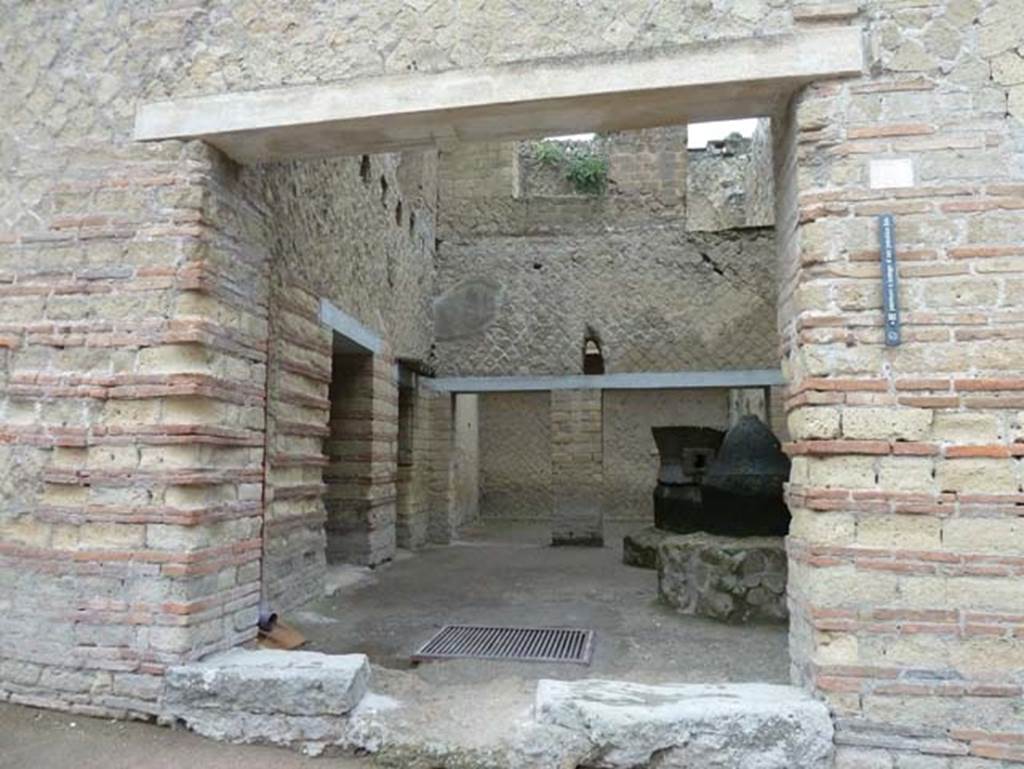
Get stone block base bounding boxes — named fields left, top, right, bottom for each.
left=658, top=532, right=787, bottom=623
left=622, top=526, right=671, bottom=569
left=162, top=649, right=370, bottom=754
left=536, top=679, right=833, bottom=769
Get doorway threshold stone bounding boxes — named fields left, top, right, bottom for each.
left=161, top=652, right=831, bottom=768
left=536, top=679, right=833, bottom=769
left=161, top=649, right=370, bottom=755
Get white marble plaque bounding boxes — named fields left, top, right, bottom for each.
left=869, top=158, right=914, bottom=189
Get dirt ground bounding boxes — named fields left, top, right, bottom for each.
left=0, top=702, right=369, bottom=769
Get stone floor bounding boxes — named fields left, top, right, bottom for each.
left=294, top=520, right=790, bottom=686
left=276, top=520, right=793, bottom=766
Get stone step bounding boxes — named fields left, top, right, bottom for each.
left=162, top=649, right=370, bottom=754
left=162, top=655, right=834, bottom=768
left=536, top=679, right=834, bottom=769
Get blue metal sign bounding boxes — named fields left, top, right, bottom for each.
left=878, top=214, right=901, bottom=347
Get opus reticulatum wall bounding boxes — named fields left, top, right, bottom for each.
left=433, top=129, right=780, bottom=376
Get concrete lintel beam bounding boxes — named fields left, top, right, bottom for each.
left=134, top=27, right=863, bottom=163
left=319, top=298, right=382, bottom=355
left=426, top=369, right=787, bottom=393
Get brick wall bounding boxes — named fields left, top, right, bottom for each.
left=517, top=127, right=688, bottom=199
left=451, top=394, right=481, bottom=530
left=0, top=10, right=449, bottom=712
left=247, top=149, right=443, bottom=590
left=395, top=378, right=432, bottom=550
left=479, top=389, right=736, bottom=523
left=261, top=278, right=331, bottom=614
left=550, top=390, right=604, bottom=546
left=423, top=392, right=457, bottom=545
left=780, top=3, right=1024, bottom=766
left=323, top=353, right=398, bottom=567
left=0, top=142, right=268, bottom=717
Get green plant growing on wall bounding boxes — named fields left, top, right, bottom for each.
left=531, top=140, right=609, bottom=195
left=532, top=140, right=566, bottom=166
left=564, top=148, right=609, bottom=195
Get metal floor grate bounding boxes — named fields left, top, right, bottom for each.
left=412, top=624, right=594, bottom=665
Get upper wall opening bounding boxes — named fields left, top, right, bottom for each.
left=686, top=118, right=775, bottom=232
left=432, top=119, right=781, bottom=378
left=687, top=119, right=759, bottom=149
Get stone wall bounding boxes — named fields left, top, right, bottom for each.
left=247, top=147, right=442, bottom=587
left=434, top=129, right=779, bottom=377
left=480, top=392, right=553, bottom=521
left=745, top=120, right=776, bottom=230
left=126, top=4, right=799, bottom=103
left=0, top=4, right=449, bottom=715
left=686, top=123, right=776, bottom=232
left=251, top=153, right=438, bottom=366
left=5, top=2, right=1024, bottom=764
left=776, top=2, right=1024, bottom=766
left=462, top=124, right=779, bottom=525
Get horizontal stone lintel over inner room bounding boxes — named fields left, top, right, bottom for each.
left=427, top=369, right=786, bottom=393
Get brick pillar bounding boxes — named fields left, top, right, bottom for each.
left=395, top=380, right=421, bottom=549
left=324, top=352, right=397, bottom=566
left=779, top=5, right=1024, bottom=762
left=262, top=278, right=330, bottom=613
left=728, top=387, right=769, bottom=426
left=395, top=377, right=445, bottom=550
left=452, top=393, right=480, bottom=530
left=0, top=144, right=267, bottom=717
left=425, top=391, right=457, bottom=545
left=550, top=389, right=603, bottom=546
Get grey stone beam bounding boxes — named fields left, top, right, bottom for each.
left=134, top=28, right=863, bottom=163
left=426, top=369, right=787, bottom=393
left=319, top=298, right=382, bottom=355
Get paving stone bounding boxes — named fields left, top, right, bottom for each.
left=162, top=649, right=370, bottom=752
left=536, top=679, right=834, bottom=769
